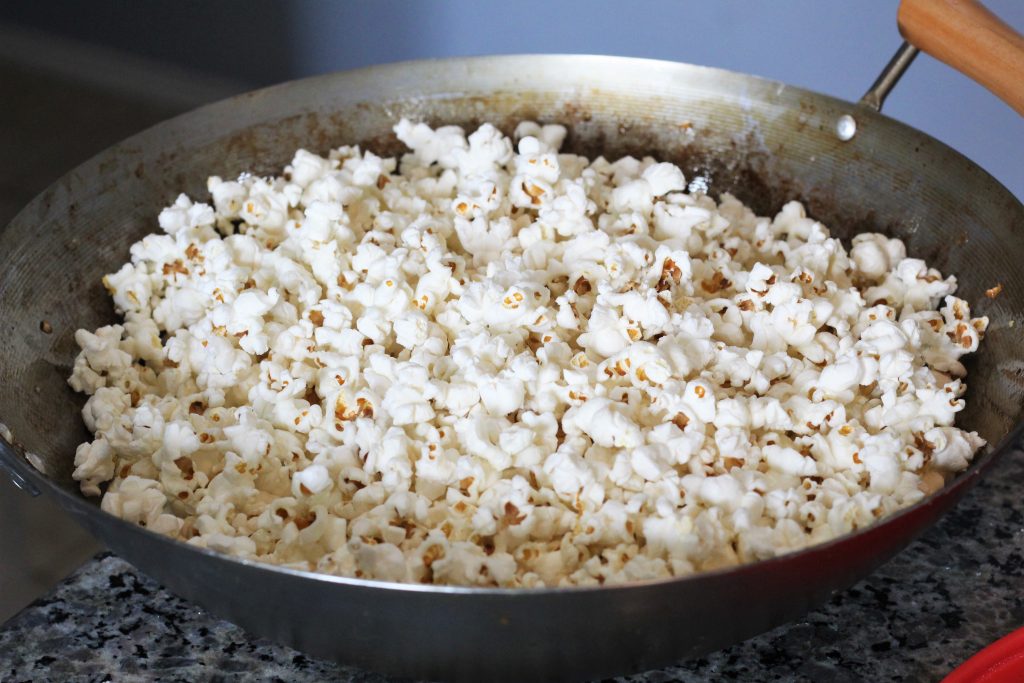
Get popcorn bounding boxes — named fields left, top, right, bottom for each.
left=158, top=194, right=216, bottom=236
left=565, top=397, right=644, bottom=449
left=69, top=119, right=987, bottom=587
left=850, top=233, right=906, bottom=281
left=293, top=464, right=333, bottom=497
left=73, top=439, right=115, bottom=497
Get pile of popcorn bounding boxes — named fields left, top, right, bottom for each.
left=69, top=119, right=988, bottom=587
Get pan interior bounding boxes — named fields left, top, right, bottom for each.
left=1, top=55, right=1021, bottom=505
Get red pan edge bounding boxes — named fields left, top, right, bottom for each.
left=945, top=627, right=1024, bottom=683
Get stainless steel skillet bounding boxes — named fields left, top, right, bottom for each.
left=0, top=1, right=1022, bottom=681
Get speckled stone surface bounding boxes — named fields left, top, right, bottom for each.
left=2, top=449, right=1023, bottom=682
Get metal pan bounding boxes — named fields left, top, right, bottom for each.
left=1, top=4, right=1022, bottom=682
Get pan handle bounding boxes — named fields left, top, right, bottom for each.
left=898, top=0, right=1024, bottom=116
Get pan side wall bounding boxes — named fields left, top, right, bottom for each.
left=55, top=462, right=981, bottom=681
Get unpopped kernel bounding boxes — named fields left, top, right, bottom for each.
left=69, top=120, right=987, bottom=586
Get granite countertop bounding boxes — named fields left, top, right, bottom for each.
left=2, top=449, right=1023, bottom=682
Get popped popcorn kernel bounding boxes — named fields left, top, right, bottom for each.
left=69, top=119, right=986, bottom=587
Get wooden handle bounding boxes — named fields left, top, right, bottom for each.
left=898, top=0, right=1024, bottom=115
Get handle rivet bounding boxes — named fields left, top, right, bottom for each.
left=836, top=114, right=857, bottom=141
